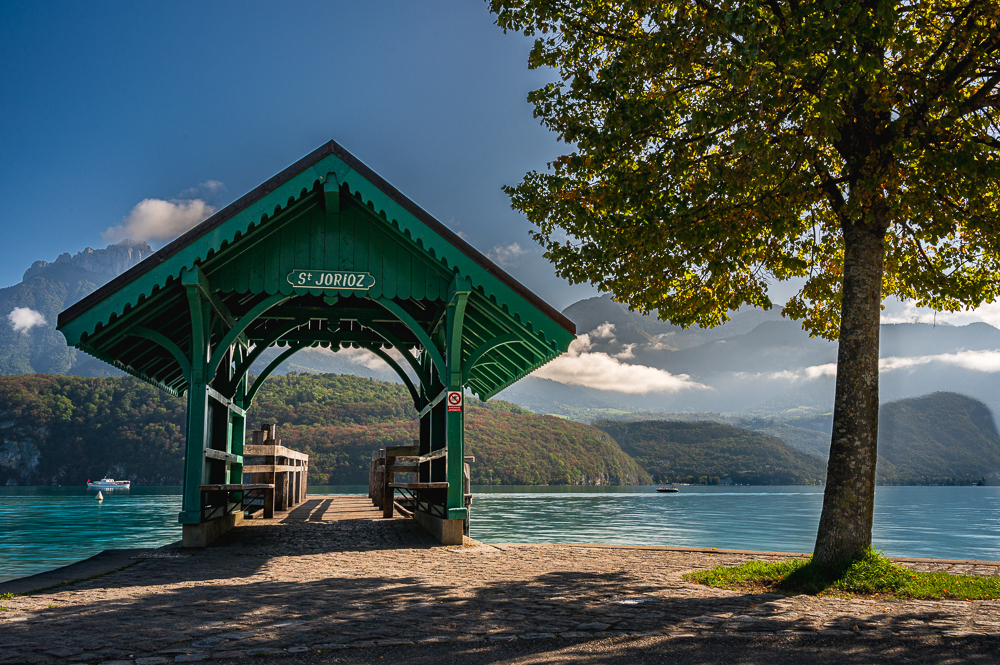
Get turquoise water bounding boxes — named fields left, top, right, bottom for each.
left=0, top=486, right=183, bottom=583
left=469, top=486, right=1000, bottom=560
left=2, top=485, right=999, bottom=583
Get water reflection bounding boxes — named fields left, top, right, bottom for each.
left=3, top=485, right=998, bottom=583
left=0, top=486, right=182, bottom=583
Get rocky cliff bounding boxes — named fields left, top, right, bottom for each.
left=0, top=240, right=152, bottom=375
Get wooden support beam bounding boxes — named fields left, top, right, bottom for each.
left=389, top=482, right=449, bottom=489
left=417, top=389, right=446, bottom=418
left=206, top=386, right=247, bottom=416
left=204, top=449, right=242, bottom=463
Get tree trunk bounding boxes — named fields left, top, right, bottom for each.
left=812, top=221, right=885, bottom=568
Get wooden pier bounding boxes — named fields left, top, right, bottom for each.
left=56, top=139, right=576, bottom=546
left=370, top=444, right=473, bottom=542
left=243, top=424, right=309, bottom=516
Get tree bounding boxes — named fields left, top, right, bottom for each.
left=490, top=0, right=1000, bottom=566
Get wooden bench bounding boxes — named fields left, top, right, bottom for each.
left=369, top=444, right=474, bottom=531
left=198, top=483, right=275, bottom=521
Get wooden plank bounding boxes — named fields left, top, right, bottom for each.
left=243, top=444, right=309, bottom=460
left=389, top=482, right=449, bottom=489
left=204, top=449, right=242, bottom=463
left=354, top=209, right=369, bottom=272
left=206, top=387, right=247, bottom=417
left=375, top=465, right=419, bottom=473
left=396, top=242, right=411, bottom=299
left=385, top=445, right=419, bottom=456
left=310, top=205, right=325, bottom=276
left=340, top=200, right=355, bottom=270
left=242, top=464, right=302, bottom=473
left=420, top=448, right=447, bottom=462
left=199, top=483, right=274, bottom=491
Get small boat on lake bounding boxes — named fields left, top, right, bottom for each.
left=656, top=486, right=679, bottom=493
left=87, top=478, right=130, bottom=490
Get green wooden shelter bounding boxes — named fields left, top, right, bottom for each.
left=57, top=141, right=575, bottom=544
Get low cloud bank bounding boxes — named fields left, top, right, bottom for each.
left=8, top=307, right=46, bottom=333
left=879, top=349, right=1000, bottom=373
left=758, top=350, right=1000, bottom=383
left=533, top=329, right=708, bottom=394
left=880, top=299, right=1000, bottom=328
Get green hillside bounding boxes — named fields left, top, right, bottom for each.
left=0, top=373, right=648, bottom=487
left=594, top=419, right=828, bottom=485
left=248, top=373, right=648, bottom=485
left=877, top=392, right=1000, bottom=485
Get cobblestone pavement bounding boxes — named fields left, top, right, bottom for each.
left=2, top=496, right=999, bottom=665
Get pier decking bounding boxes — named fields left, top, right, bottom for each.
left=2, top=495, right=1000, bottom=665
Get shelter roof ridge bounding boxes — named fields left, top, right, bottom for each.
left=59, top=140, right=575, bottom=335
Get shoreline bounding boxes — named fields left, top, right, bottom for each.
left=6, top=540, right=999, bottom=598
left=2, top=496, right=999, bottom=665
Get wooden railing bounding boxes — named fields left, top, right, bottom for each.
left=370, top=444, right=474, bottom=535
left=242, top=424, right=309, bottom=517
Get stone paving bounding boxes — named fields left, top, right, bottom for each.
left=2, top=496, right=999, bottom=665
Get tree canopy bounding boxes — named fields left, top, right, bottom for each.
left=491, top=0, right=1000, bottom=565
left=492, top=0, right=1000, bottom=337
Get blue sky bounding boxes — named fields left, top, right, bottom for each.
left=0, top=0, right=599, bottom=308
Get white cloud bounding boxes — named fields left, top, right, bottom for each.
left=486, top=242, right=528, bottom=268
left=879, top=349, right=1000, bottom=373
left=179, top=180, right=225, bottom=198
left=532, top=334, right=708, bottom=394
left=756, top=351, right=1000, bottom=384
left=336, top=346, right=420, bottom=383
left=880, top=299, right=1000, bottom=328
left=805, top=363, right=838, bottom=379
left=589, top=322, right=616, bottom=340
left=102, top=198, right=216, bottom=243
left=8, top=307, right=46, bottom=333
left=613, top=343, right=636, bottom=360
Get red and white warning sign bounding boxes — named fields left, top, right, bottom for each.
left=446, top=390, right=463, bottom=412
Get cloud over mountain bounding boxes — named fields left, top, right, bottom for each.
left=7, top=307, right=45, bottom=334
left=533, top=326, right=708, bottom=394
left=102, top=197, right=216, bottom=243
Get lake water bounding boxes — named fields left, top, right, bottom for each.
left=2, top=485, right=999, bottom=583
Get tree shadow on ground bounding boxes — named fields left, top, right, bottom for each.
left=2, top=544, right=974, bottom=665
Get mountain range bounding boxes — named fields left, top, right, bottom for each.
left=0, top=240, right=152, bottom=376
left=5, top=240, right=1000, bottom=460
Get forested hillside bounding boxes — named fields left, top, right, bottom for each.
left=0, top=373, right=648, bottom=486
left=247, top=373, right=648, bottom=485
left=595, top=420, right=828, bottom=485
left=877, top=392, right=1000, bottom=485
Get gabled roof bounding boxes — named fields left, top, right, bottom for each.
left=59, top=140, right=574, bottom=334
left=57, top=140, right=576, bottom=400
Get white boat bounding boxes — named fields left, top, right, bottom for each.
left=87, top=477, right=130, bottom=490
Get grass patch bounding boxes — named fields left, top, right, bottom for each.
left=0, top=593, right=17, bottom=601
left=684, top=549, right=1000, bottom=600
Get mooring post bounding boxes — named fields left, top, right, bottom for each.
left=382, top=451, right=395, bottom=518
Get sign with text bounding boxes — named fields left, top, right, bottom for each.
left=287, top=269, right=375, bottom=290
left=446, top=391, right=463, bottom=412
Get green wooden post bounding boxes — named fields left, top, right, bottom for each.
left=179, top=269, right=210, bottom=524
left=230, top=368, right=246, bottom=486
left=445, top=278, right=470, bottom=520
